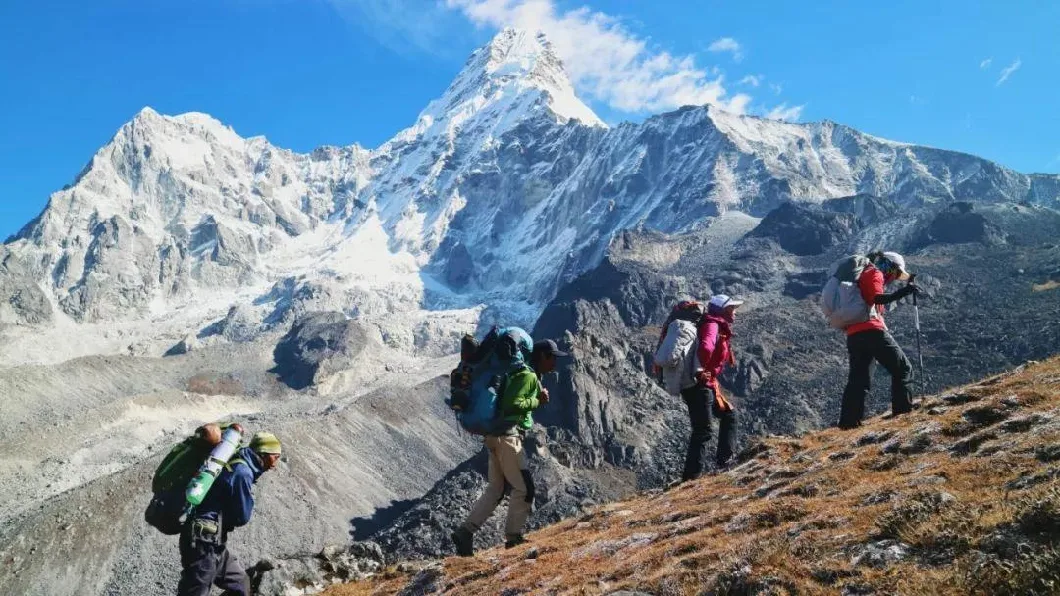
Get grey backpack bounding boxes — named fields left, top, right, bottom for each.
left=653, top=301, right=706, bottom=395
left=819, top=255, right=878, bottom=330
left=654, top=318, right=701, bottom=395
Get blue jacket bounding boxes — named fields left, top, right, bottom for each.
left=195, top=447, right=264, bottom=530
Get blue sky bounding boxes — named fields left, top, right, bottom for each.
left=1, top=0, right=1056, bottom=239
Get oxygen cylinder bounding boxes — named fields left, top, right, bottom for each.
left=184, top=426, right=243, bottom=508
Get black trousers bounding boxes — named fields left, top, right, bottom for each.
left=177, top=524, right=249, bottom=596
left=681, top=385, right=737, bottom=481
left=839, top=329, right=913, bottom=428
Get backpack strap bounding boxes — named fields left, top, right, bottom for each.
left=223, top=458, right=246, bottom=473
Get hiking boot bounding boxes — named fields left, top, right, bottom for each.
left=713, top=458, right=735, bottom=475
left=451, top=528, right=474, bottom=557
left=504, top=534, right=527, bottom=549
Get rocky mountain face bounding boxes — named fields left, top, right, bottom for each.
left=2, top=28, right=1057, bottom=358
left=2, top=26, right=1060, bottom=596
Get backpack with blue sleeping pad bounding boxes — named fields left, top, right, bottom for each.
left=447, top=326, right=534, bottom=435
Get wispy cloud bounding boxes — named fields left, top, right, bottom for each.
left=707, top=37, right=743, bottom=61
left=979, top=57, right=992, bottom=69
left=739, top=74, right=763, bottom=87
left=325, top=0, right=468, bottom=56
left=765, top=103, right=804, bottom=121
left=909, top=95, right=927, bottom=105
left=447, top=0, right=754, bottom=114
left=996, top=58, right=1022, bottom=86
left=769, top=82, right=783, bottom=95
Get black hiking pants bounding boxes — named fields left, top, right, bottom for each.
left=177, top=520, right=250, bottom=596
left=839, top=329, right=913, bottom=428
left=681, top=384, right=737, bottom=481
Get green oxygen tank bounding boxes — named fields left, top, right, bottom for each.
left=183, top=426, right=243, bottom=510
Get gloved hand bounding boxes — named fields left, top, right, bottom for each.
left=539, top=387, right=550, bottom=405
left=896, top=283, right=922, bottom=299
left=695, top=370, right=712, bottom=387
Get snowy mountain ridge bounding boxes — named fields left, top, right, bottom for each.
left=2, top=27, right=1058, bottom=365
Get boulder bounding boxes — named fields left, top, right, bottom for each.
left=164, top=334, right=198, bottom=356
left=272, top=311, right=367, bottom=389
left=252, top=541, right=386, bottom=596
left=744, top=202, right=861, bottom=256
left=913, top=202, right=1007, bottom=249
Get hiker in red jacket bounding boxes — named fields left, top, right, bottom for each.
left=682, top=294, right=741, bottom=481
left=839, top=251, right=922, bottom=429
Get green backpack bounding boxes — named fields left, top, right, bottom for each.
left=145, top=423, right=237, bottom=534
left=151, top=422, right=240, bottom=493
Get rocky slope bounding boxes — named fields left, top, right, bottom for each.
left=352, top=197, right=1060, bottom=563
left=323, top=356, right=1060, bottom=595
left=0, top=332, right=482, bottom=596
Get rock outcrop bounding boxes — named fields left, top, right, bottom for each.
left=272, top=312, right=368, bottom=390
left=745, top=201, right=862, bottom=256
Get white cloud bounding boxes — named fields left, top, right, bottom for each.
left=707, top=37, right=743, bottom=61
left=980, top=57, right=992, bottom=69
left=769, top=82, right=783, bottom=95
left=764, top=103, right=804, bottom=122
left=325, top=0, right=467, bottom=56
left=446, top=0, right=753, bottom=114
left=996, top=58, right=1022, bottom=86
left=739, top=74, right=763, bottom=87
left=909, top=95, right=927, bottom=105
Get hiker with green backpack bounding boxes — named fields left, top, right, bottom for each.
left=146, top=422, right=282, bottom=596
left=449, top=331, right=567, bottom=556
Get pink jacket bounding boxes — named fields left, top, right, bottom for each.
left=697, top=312, right=734, bottom=380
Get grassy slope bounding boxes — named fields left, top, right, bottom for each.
left=328, top=357, right=1060, bottom=595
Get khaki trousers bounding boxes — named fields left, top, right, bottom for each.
left=461, top=434, right=535, bottom=538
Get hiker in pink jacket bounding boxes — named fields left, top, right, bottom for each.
left=681, top=295, right=741, bottom=481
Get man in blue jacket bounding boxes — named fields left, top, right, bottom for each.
left=177, top=432, right=282, bottom=596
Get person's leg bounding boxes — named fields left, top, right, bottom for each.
left=872, top=330, right=914, bottom=415
left=839, top=332, right=875, bottom=428
left=712, top=395, right=737, bottom=468
left=681, top=386, right=713, bottom=481
left=214, top=546, right=251, bottom=596
left=462, top=438, right=506, bottom=533
left=177, top=530, right=220, bottom=596
left=496, top=434, right=534, bottom=542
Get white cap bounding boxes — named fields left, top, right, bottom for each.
left=881, top=251, right=910, bottom=280
left=709, top=294, right=745, bottom=309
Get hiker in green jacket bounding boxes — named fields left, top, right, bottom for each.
left=451, top=339, right=567, bottom=555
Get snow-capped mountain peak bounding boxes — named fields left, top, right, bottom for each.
left=390, top=28, right=603, bottom=148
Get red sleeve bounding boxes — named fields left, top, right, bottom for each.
left=697, top=320, right=719, bottom=371
left=859, top=266, right=884, bottom=306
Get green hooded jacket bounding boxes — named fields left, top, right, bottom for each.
left=498, top=366, right=542, bottom=431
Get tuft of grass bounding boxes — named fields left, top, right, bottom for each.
left=961, top=547, right=1060, bottom=595
left=874, top=491, right=957, bottom=540
left=1015, top=486, right=1060, bottom=538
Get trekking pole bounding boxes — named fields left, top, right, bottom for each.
left=910, top=275, right=925, bottom=388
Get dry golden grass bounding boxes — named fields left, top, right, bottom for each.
left=326, top=358, right=1060, bottom=595
left=1032, top=280, right=1060, bottom=292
